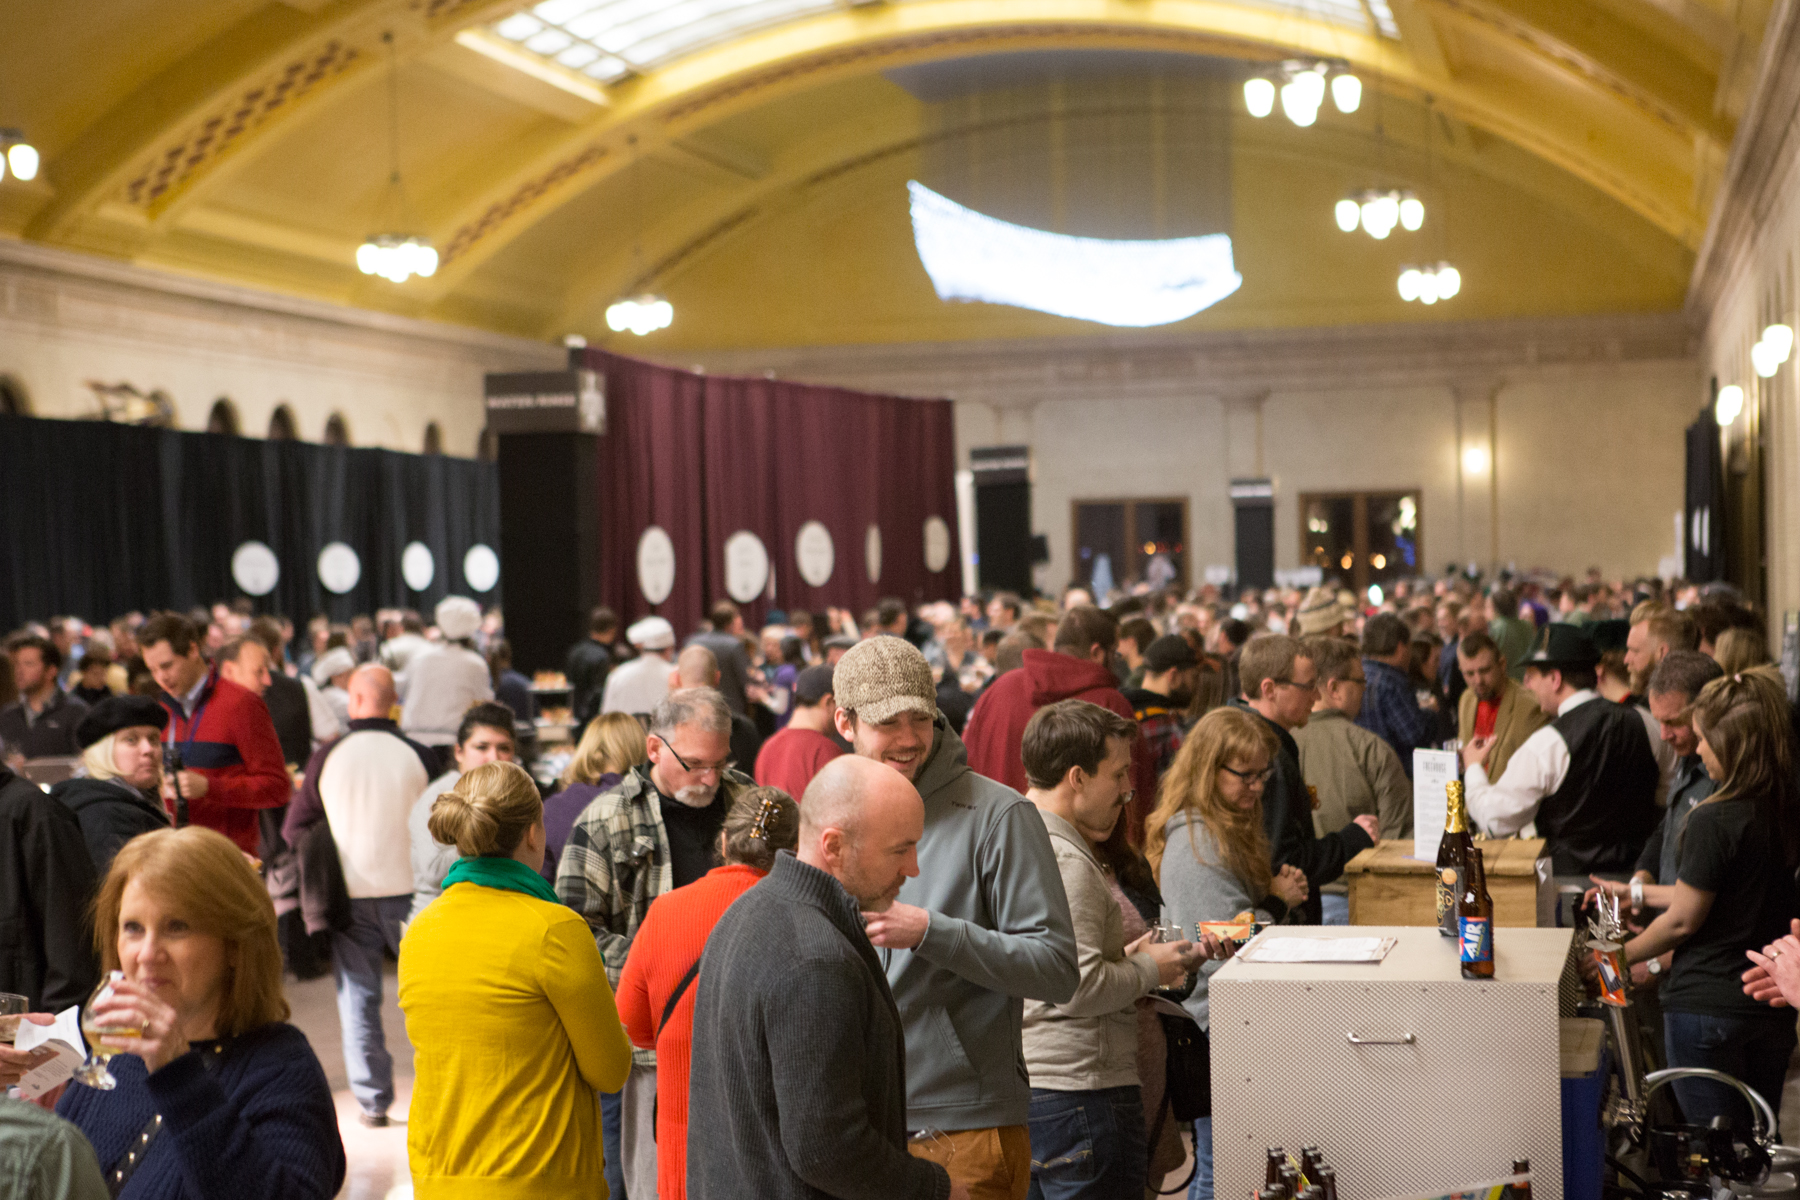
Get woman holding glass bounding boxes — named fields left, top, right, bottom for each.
left=400, top=760, right=632, bottom=1199
left=1145, top=707, right=1310, bottom=1200
left=56, top=826, right=345, bottom=1200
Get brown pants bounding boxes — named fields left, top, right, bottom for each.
left=908, top=1125, right=1032, bottom=1200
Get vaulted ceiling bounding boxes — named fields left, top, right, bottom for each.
left=0, top=0, right=1773, bottom=350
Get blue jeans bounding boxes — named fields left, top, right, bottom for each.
left=601, top=1086, right=627, bottom=1200
left=1190, top=1117, right=1214, bottom=1200
left=1663, top=1011, right=1797, bottom=1130
left=1026, top=1085, right=1147, bottom=1200
left=1320, top=893, right=1350, bottom=926
left=330, top=895, right=409, bottom=1117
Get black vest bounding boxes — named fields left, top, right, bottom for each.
left=1539, top=697, right=1660, bottom=873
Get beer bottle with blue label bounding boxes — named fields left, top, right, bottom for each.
left=1437, top=781, right=1474, bottom=938
left=1458, top=846, right=1495, bottom=979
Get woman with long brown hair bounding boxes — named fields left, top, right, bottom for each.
left=1145, top=706, right=1309, bottom=1200
left=1612, top=666, right=1800, bottom=1129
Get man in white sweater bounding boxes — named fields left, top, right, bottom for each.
left=290, top=665, right=436, bottom=1127
left=1020, top=699, right=1204, bottom=1200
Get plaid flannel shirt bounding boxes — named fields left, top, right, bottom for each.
left=1354, top=657, right=1438, bottom=775
left=554, top=761, right=755, bottom=1065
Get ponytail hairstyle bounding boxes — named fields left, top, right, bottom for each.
left=1688, top=665, right=1800, bottom=868
left=429, top=760, right=542, bottom=858
left=718, top=785, right=799, bottom=872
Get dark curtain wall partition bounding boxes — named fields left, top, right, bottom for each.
left=0, top=414, right=500, bottom=633
left=577, top=349, right=960, bottom=635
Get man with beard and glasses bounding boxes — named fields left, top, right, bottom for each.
left=833, top=635, right=1076, bottom=1200
left=1123, top=635, right=1202, bottom=783
left=557, top=686, right=754, bottom=1200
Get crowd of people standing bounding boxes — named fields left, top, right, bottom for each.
left=2, top=563, right=1797, bottom=1200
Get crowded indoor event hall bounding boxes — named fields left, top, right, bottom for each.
left=8, top=2, right=1800, bottom=1200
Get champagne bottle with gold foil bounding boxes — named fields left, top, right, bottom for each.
left=1437, top=781, right=1474, bottom=937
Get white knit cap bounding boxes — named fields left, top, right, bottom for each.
left=435, top=595, right=483, bottom=641
left=627, top=615, right=676, bottom=650
left=311, top=646, right=356, bottom=685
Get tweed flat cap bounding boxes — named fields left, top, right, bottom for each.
left=832, top=635, right=937, bottom=725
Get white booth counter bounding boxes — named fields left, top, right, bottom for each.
left=1209, top=926, right=1579, bottom=1200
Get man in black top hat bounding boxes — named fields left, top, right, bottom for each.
left=1461, top=624, right=1660, bottom=879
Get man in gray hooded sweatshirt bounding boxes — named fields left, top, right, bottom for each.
left=833, top=636, right=1079, bottom=1200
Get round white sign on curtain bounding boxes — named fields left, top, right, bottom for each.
left=317, top=542, right=361, bottom=595
left=637, top=526, right=676, bottom=605
left=865, top=524, right=883, bottom=583
left=795, top=521, right=835, bottom=588
left=923, top=516, right=952, bottom=573
left=723, top=531, right=770, bottom=604
left=231, top=541, right=280, bottom=596
left=463, top=544, right=500, bottom=593
left=401, top=542, right=435, bottom=592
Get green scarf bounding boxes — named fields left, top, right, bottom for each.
left=442, top=855, right=559, bottom=904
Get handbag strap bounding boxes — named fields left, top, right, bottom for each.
left=659, top=960, right=701, bottom=1036
left=106, top=1112, right=165, bottom=1198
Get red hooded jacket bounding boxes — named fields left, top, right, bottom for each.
left=963, top=649, right=1159, bottom=842
left=157, top=670, right=292, bottom=855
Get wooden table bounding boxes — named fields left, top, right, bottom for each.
left=1342, top=837, right=1550, bottom=927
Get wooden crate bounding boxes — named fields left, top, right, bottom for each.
left=1342, top=838, right=1549, bottom=927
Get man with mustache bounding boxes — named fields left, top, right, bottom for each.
left=557, top=686, right=754, bottom=1200
left=833, top=636, right=1077, bottom=1200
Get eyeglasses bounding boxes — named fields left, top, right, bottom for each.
left=1220, top=764, right=1275, bottom=785
left=1271, top=677, right=1320, bottom=694
left=659, top=738, right=734, bottom=778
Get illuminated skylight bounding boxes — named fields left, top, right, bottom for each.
left=482, top=0, right=1398, bottom=85
left=906, top=182, right=1242, bottom=328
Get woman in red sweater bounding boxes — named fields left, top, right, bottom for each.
left=616, top=784, right=800, bottom=1200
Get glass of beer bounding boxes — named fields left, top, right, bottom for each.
left=74, top=971, right=141, bottom=1090
left=0, top=993, right=26, bottom=1043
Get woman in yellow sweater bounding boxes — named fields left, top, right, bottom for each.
left=399, top=760, right=631, bottom=1199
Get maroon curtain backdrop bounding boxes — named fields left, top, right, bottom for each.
left=577, top=348, right=960, bottom=636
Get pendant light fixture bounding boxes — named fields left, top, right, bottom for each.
left=357, top=32, right=437, bottom=284
left=1245, top=60, right=1361, bottom=126
left=0, top=130, right=38, bottom=181
left=605, top=134, right=673, bottom=337
left=1397, top=97, right=1459, bottom=305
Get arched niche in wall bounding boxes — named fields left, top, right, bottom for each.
left=423, top=421, right=443, bottom=455
left=267, top=405, right=298, bottom=441
left=323, top=412, right=351, bottom=447
left=206, top=398, right=240, bottom=436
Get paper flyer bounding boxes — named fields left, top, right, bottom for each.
left=12, top=1005, right=85, bottom=1100
left=1411, top=748, right=1460, bottom=861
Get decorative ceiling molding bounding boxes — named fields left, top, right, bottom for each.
left=678, top=311, right=1698, bottom=406
left=1686, top=0, right=1800, bottom=323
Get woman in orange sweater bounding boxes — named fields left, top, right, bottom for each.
left=616, top=785, right=799, bottom=1200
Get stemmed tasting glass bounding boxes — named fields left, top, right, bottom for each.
left=73, top=971, right=140, bottom=1091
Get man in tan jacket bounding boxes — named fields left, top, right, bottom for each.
left=1455, top=631, right=1547, bottom=783
left=1295, top=637, right=1412, bottom=924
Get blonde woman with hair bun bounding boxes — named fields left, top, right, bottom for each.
left=399, top=761, right=632, bottom=1199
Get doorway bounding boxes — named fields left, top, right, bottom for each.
left=1072, top=498, right=1189, bottom=595
left=1299, top=491, right=1421, bottom=596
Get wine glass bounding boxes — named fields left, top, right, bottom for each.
left=0, top=992, right=25, bottom=1044
left=74, top=971, right=140, bottom=1090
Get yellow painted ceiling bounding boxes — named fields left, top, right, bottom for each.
left=0, top=0, right=1773, bottom=350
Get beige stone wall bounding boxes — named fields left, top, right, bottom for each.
left=0, top=240, right=562, bottom=456
left=690, top=315, right=1699, bottom=593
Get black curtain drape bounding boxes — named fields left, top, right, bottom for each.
left=1685, top=410, right=1724, bottom=584
left=0, top=414, right=500, bottom=631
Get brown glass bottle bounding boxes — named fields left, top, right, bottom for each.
left=1280, top=1164, right=1303, bottom=1199
left=1458, top=846, right=1495, bottom=979
left=1318, top=1166, right=1340, bottom=1200
left=1438, top=781, right=1475, bottom=937
left=1266, top=1148, right=1286, bottom=1187
left=1511, top=1159, right=1532, bottom=1200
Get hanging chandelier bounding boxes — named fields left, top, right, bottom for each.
left=0, top=129, right=39, bottom=181
left=1335, top=189, right=1423, bottom=239
left=606, top=294, right=673, bottom=336
left=1244, top=61, right=1360, bottom=126
left=355, top=33, right=436, bottom=285
left=1397, top=263, right=1461, bottom=304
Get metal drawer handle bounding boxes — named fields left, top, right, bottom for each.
left=1346, top=1032, right=1416, bottom=1046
